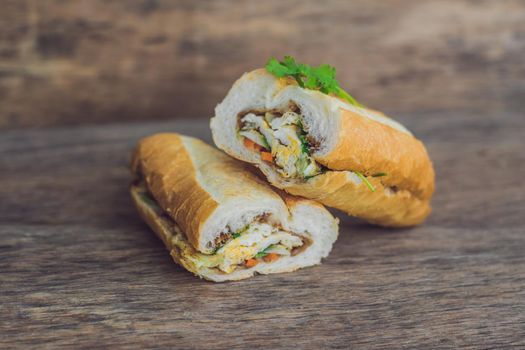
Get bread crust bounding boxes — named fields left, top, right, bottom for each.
left=130, top=185, right=247, bottom=281
left=131, top=133, right=218, bottom=251
left=279, top=170, right=431, bottom=227
left=315, top=108, right=435, bottom=200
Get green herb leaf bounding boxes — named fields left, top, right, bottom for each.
left=265, top=56, right=363, bottom=108
left=355, top=171, right=376, bottom=192
left=255, top=244, right=275, bottom=258
left=266, top=57, right=290, bottom=77
left=298, top=134, right=310, bottom=154
left=372, top=172, right=387, bottom=177
left=213, top=231, right=243, bottom=254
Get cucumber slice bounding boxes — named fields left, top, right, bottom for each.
left=239, top=130, right=270, bottom=150
left=264, top=244, right=291, bottom=256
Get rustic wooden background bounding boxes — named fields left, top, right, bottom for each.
left=1, top=111, right=524, bottom=348
left=2, top=2, right=525, bottom=348
left=1, top=0, right=525, bottom=128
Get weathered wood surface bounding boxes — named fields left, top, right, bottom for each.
left=1, top=110, right=524, bottom=349
left=1, top=0, right=525, bottom=128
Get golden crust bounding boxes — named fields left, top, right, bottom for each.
left=130, top=185, right=232, bottom=281
left=281, top=170, right=431, bottom=227
left=130, top=186, right=172, bottom=248
left=130, top=185, right=201, bottom=277
left=131, top=133, right=218, bottom=251
left=315, top=108, right=435, bottom=200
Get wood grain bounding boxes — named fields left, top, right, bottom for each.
left=1, top=111, right=524, bottom=349
left=1, top=0, right=525, bottom=128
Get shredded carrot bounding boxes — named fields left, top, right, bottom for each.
left=244, top=137, right=265, bottom=152
left=244, top=138, right=256, bottom=150
left=261, top=151, right=273, bottom=162
left=245, top=258, right=258, bottom=268
left=263, top=253, right=279, bottom=263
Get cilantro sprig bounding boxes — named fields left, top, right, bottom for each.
left=355, top=171, right=376, bottom=192
left=298, top=134, right=309, bottom=154
left=212, top=229, right=245, bottom=254
left=265, top=56, right=363, bottom=108
left=355, top=172, right=387, bottom=192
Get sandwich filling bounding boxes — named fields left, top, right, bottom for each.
left=238, top=103, right=386, bottom=192
left=194, top=221, right=304, bottom=273
left=134, top=184, right=309, bottom=274
left=238, top=104, right=323, bottom=180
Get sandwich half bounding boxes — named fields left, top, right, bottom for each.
left=211, top=68, right=435, bottom=227
left=130, top=133, right=339, bottom=282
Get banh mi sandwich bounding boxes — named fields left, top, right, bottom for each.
left=130, top=133, right=339, bottom=282
left=211, top=56, right=435, bottom=227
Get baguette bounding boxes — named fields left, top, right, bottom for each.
left=211, top=69, right=435, bottom=226
left=130, top=133, right=339, bottom=282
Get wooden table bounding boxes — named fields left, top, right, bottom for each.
left=1, top=111, right=524, bottom=349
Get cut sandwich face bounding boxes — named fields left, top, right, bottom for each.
left=132, top=183, right=316, bottom=279
left=130, top=133, right=338, bottom=282
left=188, top=219, right=308, bottom=274
left=238, top=104, right=323, bottom=181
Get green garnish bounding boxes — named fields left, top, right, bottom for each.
left=355, top=171, right=376, bottom=192
left=265, top=56, right=363, bottom=108
left=255, top=244, right=275, bottom=258
left=298, top=134, right=309, bottom=154
left=372, top=172, right=387, bottom=177
left=212, top=230, right=244, bottom=254
left=214, top=224, right=251, bottom=253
